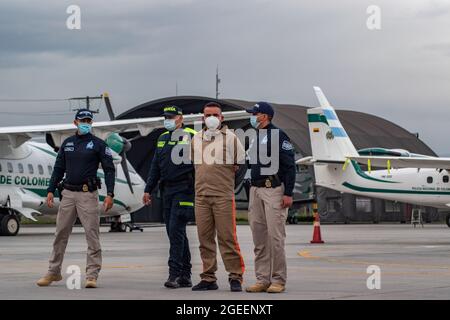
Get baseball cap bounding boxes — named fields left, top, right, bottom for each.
left=162, top=105, right=183, bottom=116
left=245, top=102, right=274, bottom=117
left=75, top=109, right=94, bottom=120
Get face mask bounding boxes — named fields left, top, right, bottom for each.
left=250, top=115, right=260, bottom=129
left=78, top=123, right=92, bottom=135
left=164, top=119, right=177, bottom=131
left=205, top=116, right=220, bottom=131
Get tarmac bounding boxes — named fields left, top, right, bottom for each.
left=1, top=224, right=450, bottom=300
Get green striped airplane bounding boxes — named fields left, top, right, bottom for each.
left=0, top=110, right=249, bottom=236
left=298, top=87, right=450, bottom=226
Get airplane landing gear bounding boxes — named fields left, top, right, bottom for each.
left=108, top=216, right=143, bottom=233
left=0, top=198, right=20, bottom=236
left=109, top=220, right=127, bottom=232
left=0, top=212, right=20, bottom=236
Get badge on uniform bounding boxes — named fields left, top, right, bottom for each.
left=82, top=184, right=89, bottom=192
left=282, top=140, right=293, bottom=151
left=265, top=178, right=272, bottom=188
left=86, top=141, right=94, bottom=150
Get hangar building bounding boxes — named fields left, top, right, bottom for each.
left=117, top=96, right=439, bottom=224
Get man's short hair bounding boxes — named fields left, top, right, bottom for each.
left=203, top=101, right=222, bottom=111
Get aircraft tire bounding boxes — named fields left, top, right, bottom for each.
left=0, top=214, right=20, bottom=236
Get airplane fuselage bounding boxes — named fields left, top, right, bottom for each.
left=0, top=141, right=145, bottom=219
left=315, top=161, right=450, bottom=209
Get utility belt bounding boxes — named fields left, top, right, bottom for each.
left=62, top=177, right=102, bottom=193
left=251, top=175, right=282, bottom=189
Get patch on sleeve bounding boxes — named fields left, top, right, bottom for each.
left=282, top=140, right=293, bottom=151
left=105, top=147, right=113, bottom=156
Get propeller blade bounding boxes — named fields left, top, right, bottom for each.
left=103, top=92, right=116, bottom=121
left=120, top=152, right=134, bottom=194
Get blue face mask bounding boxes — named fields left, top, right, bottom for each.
left=164, top=119, right=177, bottom=131
left=78, top=123, right=92, bottom=135
left=250, top=115, right=260, bottom=129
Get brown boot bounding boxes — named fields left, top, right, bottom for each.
left=85, top=278, right=97, bottom=289
left=267, top=283, right=285, bottom=293
left=245, top=283, right=270, bottom=293
left=36, top=274, right=63, bottom=287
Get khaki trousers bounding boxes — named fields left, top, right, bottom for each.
left=248, top=185, right=288, bottom=286
left=48, top=189, right=102, bottom=280
left=195, top=195, right=245, bottom=282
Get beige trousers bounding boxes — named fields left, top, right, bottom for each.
left=248, top=185, right=288, bottom=286
left=195, top=195, right=245, bottom=282
left=48, top=189, right=102, bottom=280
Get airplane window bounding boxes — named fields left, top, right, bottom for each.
left=48, top=166, right=53, bottom=175
left=28, top=164, right=34, bottom=174
left=38, top=165, right=44, bottom=175
left=7, top=162, right=13, bottom=173
left=18, top=163, right=24, bottom=174
left=427, top=176, right=433, bottom=184
left=443, top=176, right=449, bottom=183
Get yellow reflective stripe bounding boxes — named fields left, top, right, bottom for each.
left=179, top=202, right=194, bottom=207
left=183, top=127, right=197, bottom=135
left=168, top=141, right=176, bottom=145
left=159, top=131, right=169, bottom=138
left=157, top=141, right=166, bottom=148
left=178, top=141, right=189, bottom=145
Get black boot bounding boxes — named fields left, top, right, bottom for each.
left=177, top=276, right=192, bottom=288
left=229, top=279, right=242, bottom=292
left=164, top=276, right=180, bottom=289
left=192, top=280, right=219, bottom=291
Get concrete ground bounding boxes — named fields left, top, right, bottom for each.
left=1, top=224, right=450, bottom=300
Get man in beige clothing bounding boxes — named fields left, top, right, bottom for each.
left=191, top=102, right=246, bottom=292
left=36, top=109, right=115, bottom=289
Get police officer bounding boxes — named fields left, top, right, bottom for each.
left=244, top=102, right=296, bottom=294
left=143, top=105, right=196, bottom=289
left=36, top=109, right=115, bottom=289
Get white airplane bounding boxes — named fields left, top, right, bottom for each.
left=0, top=107, right=250, bottom=236
left=298, top=87, right=450, bottom=226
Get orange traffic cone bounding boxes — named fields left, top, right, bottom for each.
left=310, top=202, right=324, bottom=244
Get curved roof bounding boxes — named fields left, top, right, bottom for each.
left=119, top=95, right=436, bottom=155
left=117, top=96, right=436, bottom=179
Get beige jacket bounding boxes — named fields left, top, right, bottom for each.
left=191, top=125, right=245, bottom=198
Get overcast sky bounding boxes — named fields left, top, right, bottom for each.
left=1, top=0, right=449, bottom=154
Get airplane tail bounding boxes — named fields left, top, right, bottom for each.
left=308, top=87, right=359, bottom=163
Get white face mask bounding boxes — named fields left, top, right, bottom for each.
left=205, top=116, right=220, bottom=131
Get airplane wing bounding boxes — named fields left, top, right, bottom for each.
left=296, top=156, right=315, bottom=165
left=296, top=156, right=346, bottom=166
left=0, top=110, right=249, bottom=148
left=349, top=156, right=450, bottom=170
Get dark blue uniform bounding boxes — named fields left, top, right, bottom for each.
left=145, top=126, right=196, bottom=279
left=249, top=123, right=296, bottom=196
left=48, top=133, right=115, bottom=195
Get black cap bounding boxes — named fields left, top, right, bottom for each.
left=162, top=105, right=183, bottom=116
left=246, top=102, right=274, bottom=117
left=75, top=109, right=94, bottom=120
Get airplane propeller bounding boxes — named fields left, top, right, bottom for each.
left=104, top=93, right=135, bottom=194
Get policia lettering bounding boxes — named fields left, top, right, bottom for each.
left=37, top=109, right=115, bottom=288
left=144, top=105, right=196, bottom=288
